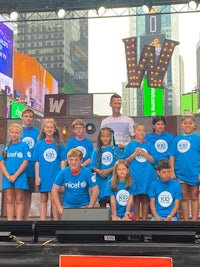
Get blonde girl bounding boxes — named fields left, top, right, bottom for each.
left=0, top=123, right=30, bottom=220
left=33, top=119, right=66, bottom=220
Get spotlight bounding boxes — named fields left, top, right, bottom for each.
left=142, top=2, right=152, bottom=13
left=10, top=11, right=19, bottom=21
left=97, top=6, right=106, bottom=16
left=188, top=0, right=198, bottom=9
left=57, top=8, right=66, bottom=18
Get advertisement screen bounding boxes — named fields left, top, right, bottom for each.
left=0, top=15, right=14, bottom=96
left=181, top=93, right=198, bottom=115
left=10, top=101, right=26, bottom=119
left=143, top=77, right=164, bottom=116
left=13, top=51, right=58, bottom=112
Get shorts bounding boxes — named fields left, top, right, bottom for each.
left=26, top=177, right=36, bottom=192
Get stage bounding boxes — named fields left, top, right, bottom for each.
left=0, top=221, right=200, bottom=266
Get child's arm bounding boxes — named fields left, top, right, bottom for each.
left=165, top=199, right=180, bottom=221
left=88, top=185, right=99, bottom=208
left=60, top=160, right=66, bottom=169
left=51, top=184, right=63, bottom=216
left=139, top=148, right=154, bottom=163
left=35, top=161, right=41, bottom=190
left=81, top=158, right=91, bottom=167
left=122, top=195, right=134, bottom=221
left=0, top=160, right=11, bottom=181
left=110, top=195, right=121, bottom=221
left=9, top=160, right=28, bottom=183
left=169, top=156, right=176, bottom=178
left=150, top=198, right=162, bottom=221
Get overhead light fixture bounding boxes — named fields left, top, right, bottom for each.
left=10, top=11, right=19, bottom=21
left=57, top=8, right=66, bottom=18
left=188, top=0, right=198, bottom=9
left=97, top=6, right=106, bottom=16
left=142, top=2, right=152, bottom=13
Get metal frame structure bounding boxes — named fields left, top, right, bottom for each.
left=0, top=0, right=200, bottom=22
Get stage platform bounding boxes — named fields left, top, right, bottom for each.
left=0, top=221, right=200, bottom=267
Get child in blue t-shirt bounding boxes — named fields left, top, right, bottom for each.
left=170, top=115, right=200, bottom=221
left=91, top=127, right=123, bottom=207
left=105, top=160, right=136, bottom=221
left=51, top=148, right=99, bottom=217
left=33, top=118, right=67, bottom=220
left=0, top=123, right=30, bottom=221
left=149, top=159, right=182, bottom=221
left=124, top=123, right=157, bottom=221
left=145, top=116, right=174, bottom=169
left=65, top=119, right=93, bottom=167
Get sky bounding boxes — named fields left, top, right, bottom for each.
left=88, top=7, right=200, bottom=104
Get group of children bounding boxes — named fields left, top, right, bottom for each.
left=0, top=108, right=199, bottom=222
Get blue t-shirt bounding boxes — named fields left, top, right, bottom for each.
left=145, top=131, right=174, bottom=167
left=170, top=133, right=200, bottom=185
left=90, top=146, right=123, bottom=200
left=33, top=139, right=67, bottom=192
left=148, top=178, right=182, bottom=218
left=123, top=140, right=157, bottom=195
left=105, top=179, right=136, bottom=218
left=66, top=137, right=93, bottom=164
left=21, top=126, right=40, bottom=177
left=0, top=142, right=30, bottom=190
left=54, top=166, right=97, bottom=207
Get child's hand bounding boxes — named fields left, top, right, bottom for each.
left=35, top=177, right=41, bottom=191
left=111, top=215, right=121, bottom=221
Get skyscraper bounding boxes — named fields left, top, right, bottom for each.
left=15, top=12, right=88, bottom=94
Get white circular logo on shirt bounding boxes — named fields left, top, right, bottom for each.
left=116, top=189, right=130, bottom=206
left=17, top=152, right=23, bottom=158
left=177, top=139, right=190, bottom=153
left=43, top=148, right=57, bottom=162
left=158, top=191, right=172, bottom=207
left=80, top=181, right=87, bottom=188
left=22, top=137, right=35, bottom=149
left=155, top=139, right=168, bottom=153
left=91, top=173, right=96, bottom=183
left=136, top=148, right=147, bottom=163
left=102, top=151, right=113, bottom=166
left=76, top=146, right=86, bottom=158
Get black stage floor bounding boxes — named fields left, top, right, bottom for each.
left=0, top=221, right=200, bottom=267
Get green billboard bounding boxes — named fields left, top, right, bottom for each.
left=143, top=78, right=164, bottom=116
left=181, top=93, right=198, bottom=115
left=10, top=101, right=26, bottom=118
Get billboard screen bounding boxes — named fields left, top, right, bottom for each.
left=10, top=101, right=26, bottom=119
left=0, top=15, right=14, bottom=96
left=143, top=77, right=164, bottom=116
left=13, top=51, right=58, bottom=112
left=181, top=93, right=198, bottom=115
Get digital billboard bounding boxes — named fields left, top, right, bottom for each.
left=10, top=101, right=26, bottom=119
left=181, top=93, right=198, bottom=115
left=143, top=77, right=164, bottom=116
left=0, top=15, right=14, bottom=96
left=13, top=51, right=58, bottom=112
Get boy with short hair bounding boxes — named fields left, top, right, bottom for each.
left=51, top=148, right=99, bottom=217
left=149, top=159, right=182, bottom=221
left=21, top=108, right=40, bottom=220
left=65, top=119, right=93, bottom=167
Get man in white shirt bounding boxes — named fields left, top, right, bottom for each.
left=101, top=93, right=135, bottom=149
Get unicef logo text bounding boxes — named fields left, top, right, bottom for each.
left=65, top=181, right=87, bottom=188
left=116, top=190, right=129, bottom=206
left=177, top=139, right=190, bottom=153
left=8, top=151, right=23, bottom=158
left=155, top=139, right=168, bottom=153
left=102, top=151, right=113, bottom=166
left=43, top=148, right=57, bottom=162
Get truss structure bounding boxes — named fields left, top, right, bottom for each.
left=0, top=1, right=200, bottom=22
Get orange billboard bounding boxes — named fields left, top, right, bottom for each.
left=13, top=51, right=58, bottom=112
